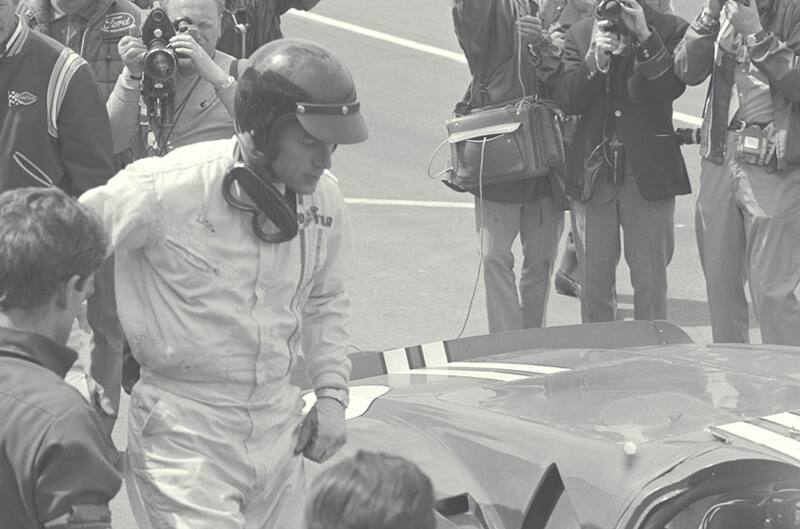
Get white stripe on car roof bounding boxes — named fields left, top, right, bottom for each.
left=393, top=368, right=527, bottom=382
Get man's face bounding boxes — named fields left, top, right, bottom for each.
left=165, top=0, right=220, bottom=69
left=51, top=0, right=93, bottom=16
left=0, top=0, right=16, bottom=43
left=271, top=120, right=334, bottom=196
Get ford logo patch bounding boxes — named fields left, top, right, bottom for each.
left=100, top=12, right=135, bottom=33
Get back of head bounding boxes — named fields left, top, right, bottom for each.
left=0, top=187, right=107, bottom=311
left=306, top=451, right=436, bottom=529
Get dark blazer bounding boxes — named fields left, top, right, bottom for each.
left=552, top=7, right=692, bottom=202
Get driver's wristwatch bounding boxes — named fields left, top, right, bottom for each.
left=315, top=386, right=350, bottom=409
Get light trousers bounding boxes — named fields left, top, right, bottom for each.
left=475, top=196, right=564, bottom=332
left=697, top=132, right=800, bottom=345
left=126, top=378, right=307, bottom=529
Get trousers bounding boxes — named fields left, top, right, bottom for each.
left=697, top=132, right=800, bottom=345
left=475, top=196, right=564, bottom=332
left=573, top=169, right=675, bottom=322
left=126, top=377, right=307, bottom=529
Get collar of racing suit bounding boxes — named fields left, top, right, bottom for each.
left=0, top=326, right=77, bottom=378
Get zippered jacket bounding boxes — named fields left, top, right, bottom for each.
left=0, top=19, right=115, bottom=196
left=675, top=0, right=800, bottom=168
left=17, top=0, right=141, bottom=101
left=80, top=137, right=352, bottom=403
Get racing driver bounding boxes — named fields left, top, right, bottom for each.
left=80, top=38, right=368, bottom=529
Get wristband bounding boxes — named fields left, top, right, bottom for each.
left=315, top=386, right=350, bottom=409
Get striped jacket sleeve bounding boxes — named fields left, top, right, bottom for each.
left=49, top=49, right=115, bottom=197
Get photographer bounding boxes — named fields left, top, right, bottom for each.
left=675, top=0, right=800, bottom=345
left=547, top=0, right=690, bottom=323
left=217, top=0, right=322, bottom=58
left=108, top=0, right=240, bottom=157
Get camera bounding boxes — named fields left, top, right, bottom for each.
left=595, top=0, right=626, bottom=34
left=141, top=8, right=193, bottom=127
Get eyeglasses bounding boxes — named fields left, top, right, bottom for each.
left=222, top=164, right=298, bottom=243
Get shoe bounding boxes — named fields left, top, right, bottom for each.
left=554, top=270, right=580, bottom=299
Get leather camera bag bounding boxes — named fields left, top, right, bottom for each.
left=437, top=0, right=565, bottom=191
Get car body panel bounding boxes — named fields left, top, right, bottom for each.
left=298, top=322, right=800, bottom=529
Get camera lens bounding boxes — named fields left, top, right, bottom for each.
left=144, top=48, right=176, bottom=81
left=150, top=9, right=165, bottom=22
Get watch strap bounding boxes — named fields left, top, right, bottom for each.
left=315, top=386, right=350, bottom=408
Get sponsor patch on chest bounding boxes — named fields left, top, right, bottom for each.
left=297, top=205, right=334, bottom=229
left=100, top=12, right=135, bottom=34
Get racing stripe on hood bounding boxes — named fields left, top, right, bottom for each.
left=713, top=413, right=800, bottom=462
left=378, top=340, right=570, bottom=381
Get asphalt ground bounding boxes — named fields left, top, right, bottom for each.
left=107, top=1, right=763, bottom=526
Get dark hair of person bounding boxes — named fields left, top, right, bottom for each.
left=0, top=187, right=107, bottom=311
left=306, top=450, right=437, bottom=529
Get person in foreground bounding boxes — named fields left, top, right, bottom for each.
left=0, top=187, right=121, bottom=529
left=81, top=38, right=368, bottom=529
left=306, top=451, right=437, bottom=529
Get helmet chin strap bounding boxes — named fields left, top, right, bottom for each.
left=224, top=114, right=300, bottom=243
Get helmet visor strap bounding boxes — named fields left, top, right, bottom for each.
left=222, top=165, right=298, bottom=243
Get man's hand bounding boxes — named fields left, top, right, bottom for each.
left=516, top=15, right=544, bottom=48
left=620, top=0, right=651, bottom=43
left=594, top=21, right=622, bottom=71
left=294, top=397, right=346, bottom=463
left=118, top=26, right=146, bottom=78
left=705, top=0, right=724, bottom=17
left=725, top=0, right=763, bottom=36
left=169, top=34, right=228, bottom=88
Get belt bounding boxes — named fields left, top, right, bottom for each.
left=728, top=119, right=772, bottom=132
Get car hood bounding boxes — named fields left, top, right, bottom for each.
left=334, top=342, right=800, bottom=529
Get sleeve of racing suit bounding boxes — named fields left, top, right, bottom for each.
left=747, top=8, right=800, bottom=103
left=58, top=62, right=115, bottom=197
left=552, top=23, right=606, bottom=116
left=106, top=66, right=143, bottom=155
left=302, top=182, right=353, bottom=391
left=80, top=160, right=159, bottom=255
left=674, top=8, right=721, bottom=86
left=34, top=407, right=122, bottom=529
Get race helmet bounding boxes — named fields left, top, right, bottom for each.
left=235, top=38, right=368, bottom=152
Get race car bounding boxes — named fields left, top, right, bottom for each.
left=295, top=320, right=800, bottom=529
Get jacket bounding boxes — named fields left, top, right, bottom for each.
left=80, top=137, right=353, bottom=404
left=0, top=19, right=115, bottom=197
left=452, top=0, right=567, bottom=205
left=545, top=7, right=692, bottom=202
left=674, top=0, right=800, bottom=169
left=17, top=0, right=141, bottom=101
left=0, top=327, right=121, bottom=529
left=217, top=0, right=321, bottom=58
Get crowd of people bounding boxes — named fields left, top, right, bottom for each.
left=0, top=0, right=799, bottom=527
left=454, top=0, right=800, bottom=348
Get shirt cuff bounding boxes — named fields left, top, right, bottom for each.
left=117, top=67, right=142, bottom=99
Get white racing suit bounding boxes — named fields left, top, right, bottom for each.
left=81, top=137, right=353, bottom=529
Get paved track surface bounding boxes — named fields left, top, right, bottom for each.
left=110, top=2, right=763, bottom=526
